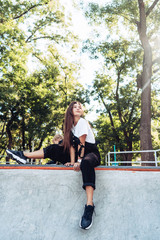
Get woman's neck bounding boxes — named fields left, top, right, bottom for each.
left=73, top=116, right=80, bottom=126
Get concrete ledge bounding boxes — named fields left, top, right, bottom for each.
left=0, top=164, right=160, bottom=171
left=0, top=168, right=160, bottom=239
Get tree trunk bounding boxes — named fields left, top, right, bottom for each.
left=29, top=137, right=32, bottom=152
left=126, top=140, right=133, bottom=166
left=36, top=138, right=44, bottom=151
left=6, top=120, right=13, bottom=164
left=6, top=120, right=13, bottom=150
left=22, top=116, right=25, bottom=150
left=138, top=0, right=154, bottom=165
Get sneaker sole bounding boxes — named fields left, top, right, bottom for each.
left=6, top=150, right=26, bottom=164
left=79, top=218, right=93, bottom=230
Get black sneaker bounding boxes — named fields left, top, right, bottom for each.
left=6, top=149, right=27, bottom=164
left=80, top=205, right=95, bottom=230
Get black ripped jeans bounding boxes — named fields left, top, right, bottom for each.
left=80, top=152, right=100, bottom=190
left=43, top=142, right=101, bottom=190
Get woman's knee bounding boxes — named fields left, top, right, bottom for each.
left=80, top=157, right=92, bottom=170
left=81, top=153, right=99, bottom=169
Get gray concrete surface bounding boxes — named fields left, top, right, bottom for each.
left=0, top=169, right=160, bottom=240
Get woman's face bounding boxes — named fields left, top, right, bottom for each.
left=72, top=102, right=83, bottom=117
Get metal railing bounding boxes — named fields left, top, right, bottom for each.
left=106, top=149, right=160, bottom=167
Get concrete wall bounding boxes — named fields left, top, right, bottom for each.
left=0, top=169, right=160, bottom=240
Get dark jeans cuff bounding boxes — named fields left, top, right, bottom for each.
left=82, top=183, right=95, bottom=190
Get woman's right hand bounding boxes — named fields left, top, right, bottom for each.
left=73, top=162, right=80, bottom=172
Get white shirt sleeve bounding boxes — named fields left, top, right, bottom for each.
left=74, top=118, right=88, bottom=138
left=72, top=118, right=95, bottom=144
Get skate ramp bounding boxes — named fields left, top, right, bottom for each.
left=0, top=167, right=160, bottom=240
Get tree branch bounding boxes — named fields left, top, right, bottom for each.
left=138, top=0, right=147, bottom=39
left=153, top=68, right=160, bottom=74
left=0, top=122, right=6, bottom=140
left=26, top=36, right=59, bottom=43
left=25, top=23, right=46, bottom=42
left=99, top=94, right=122, bottom=145
left=152, top=57, right=160, bottom=65
left=146, top=0, right=160, bottom=17
left=115, top=69, right=124, bottom=124
left=13, top=2, right=49, bottom=20
left=128, top=88, right=140, bottom=124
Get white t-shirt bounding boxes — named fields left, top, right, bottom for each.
left=71, top=118, right=95, bottom=144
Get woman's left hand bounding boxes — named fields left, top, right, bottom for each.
left=73, top=162, right=81, bottom=172
left=65, top=162, right=74, bottom=167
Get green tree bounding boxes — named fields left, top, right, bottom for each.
left=84, top=0, right=160, bottom=164
left=89, top=40, right=141, bottom=165
left=0, top=0, right=88, bottom=161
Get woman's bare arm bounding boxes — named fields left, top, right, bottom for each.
left=70, top=145, right=75, bottom=164
left=65, top=145, right=75, bottom=166
left=65, top=134, right=87, bottom=170
left=73, top=134, right=86, bottom=172
left=78, top=134, right=87, bottom=158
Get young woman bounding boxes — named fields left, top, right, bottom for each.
left=6, top=101, right=101, bottom=230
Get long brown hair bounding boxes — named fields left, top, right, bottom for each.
left=63, top=101, right=82, bottom=151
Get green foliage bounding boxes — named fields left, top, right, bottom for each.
left=83, top=0, right=160, bottom=163
left=88, top=39, right=141, bottom=160
left=92, top=72, right=141, bottom=159
left=0, top=0, right=87, bottom=156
